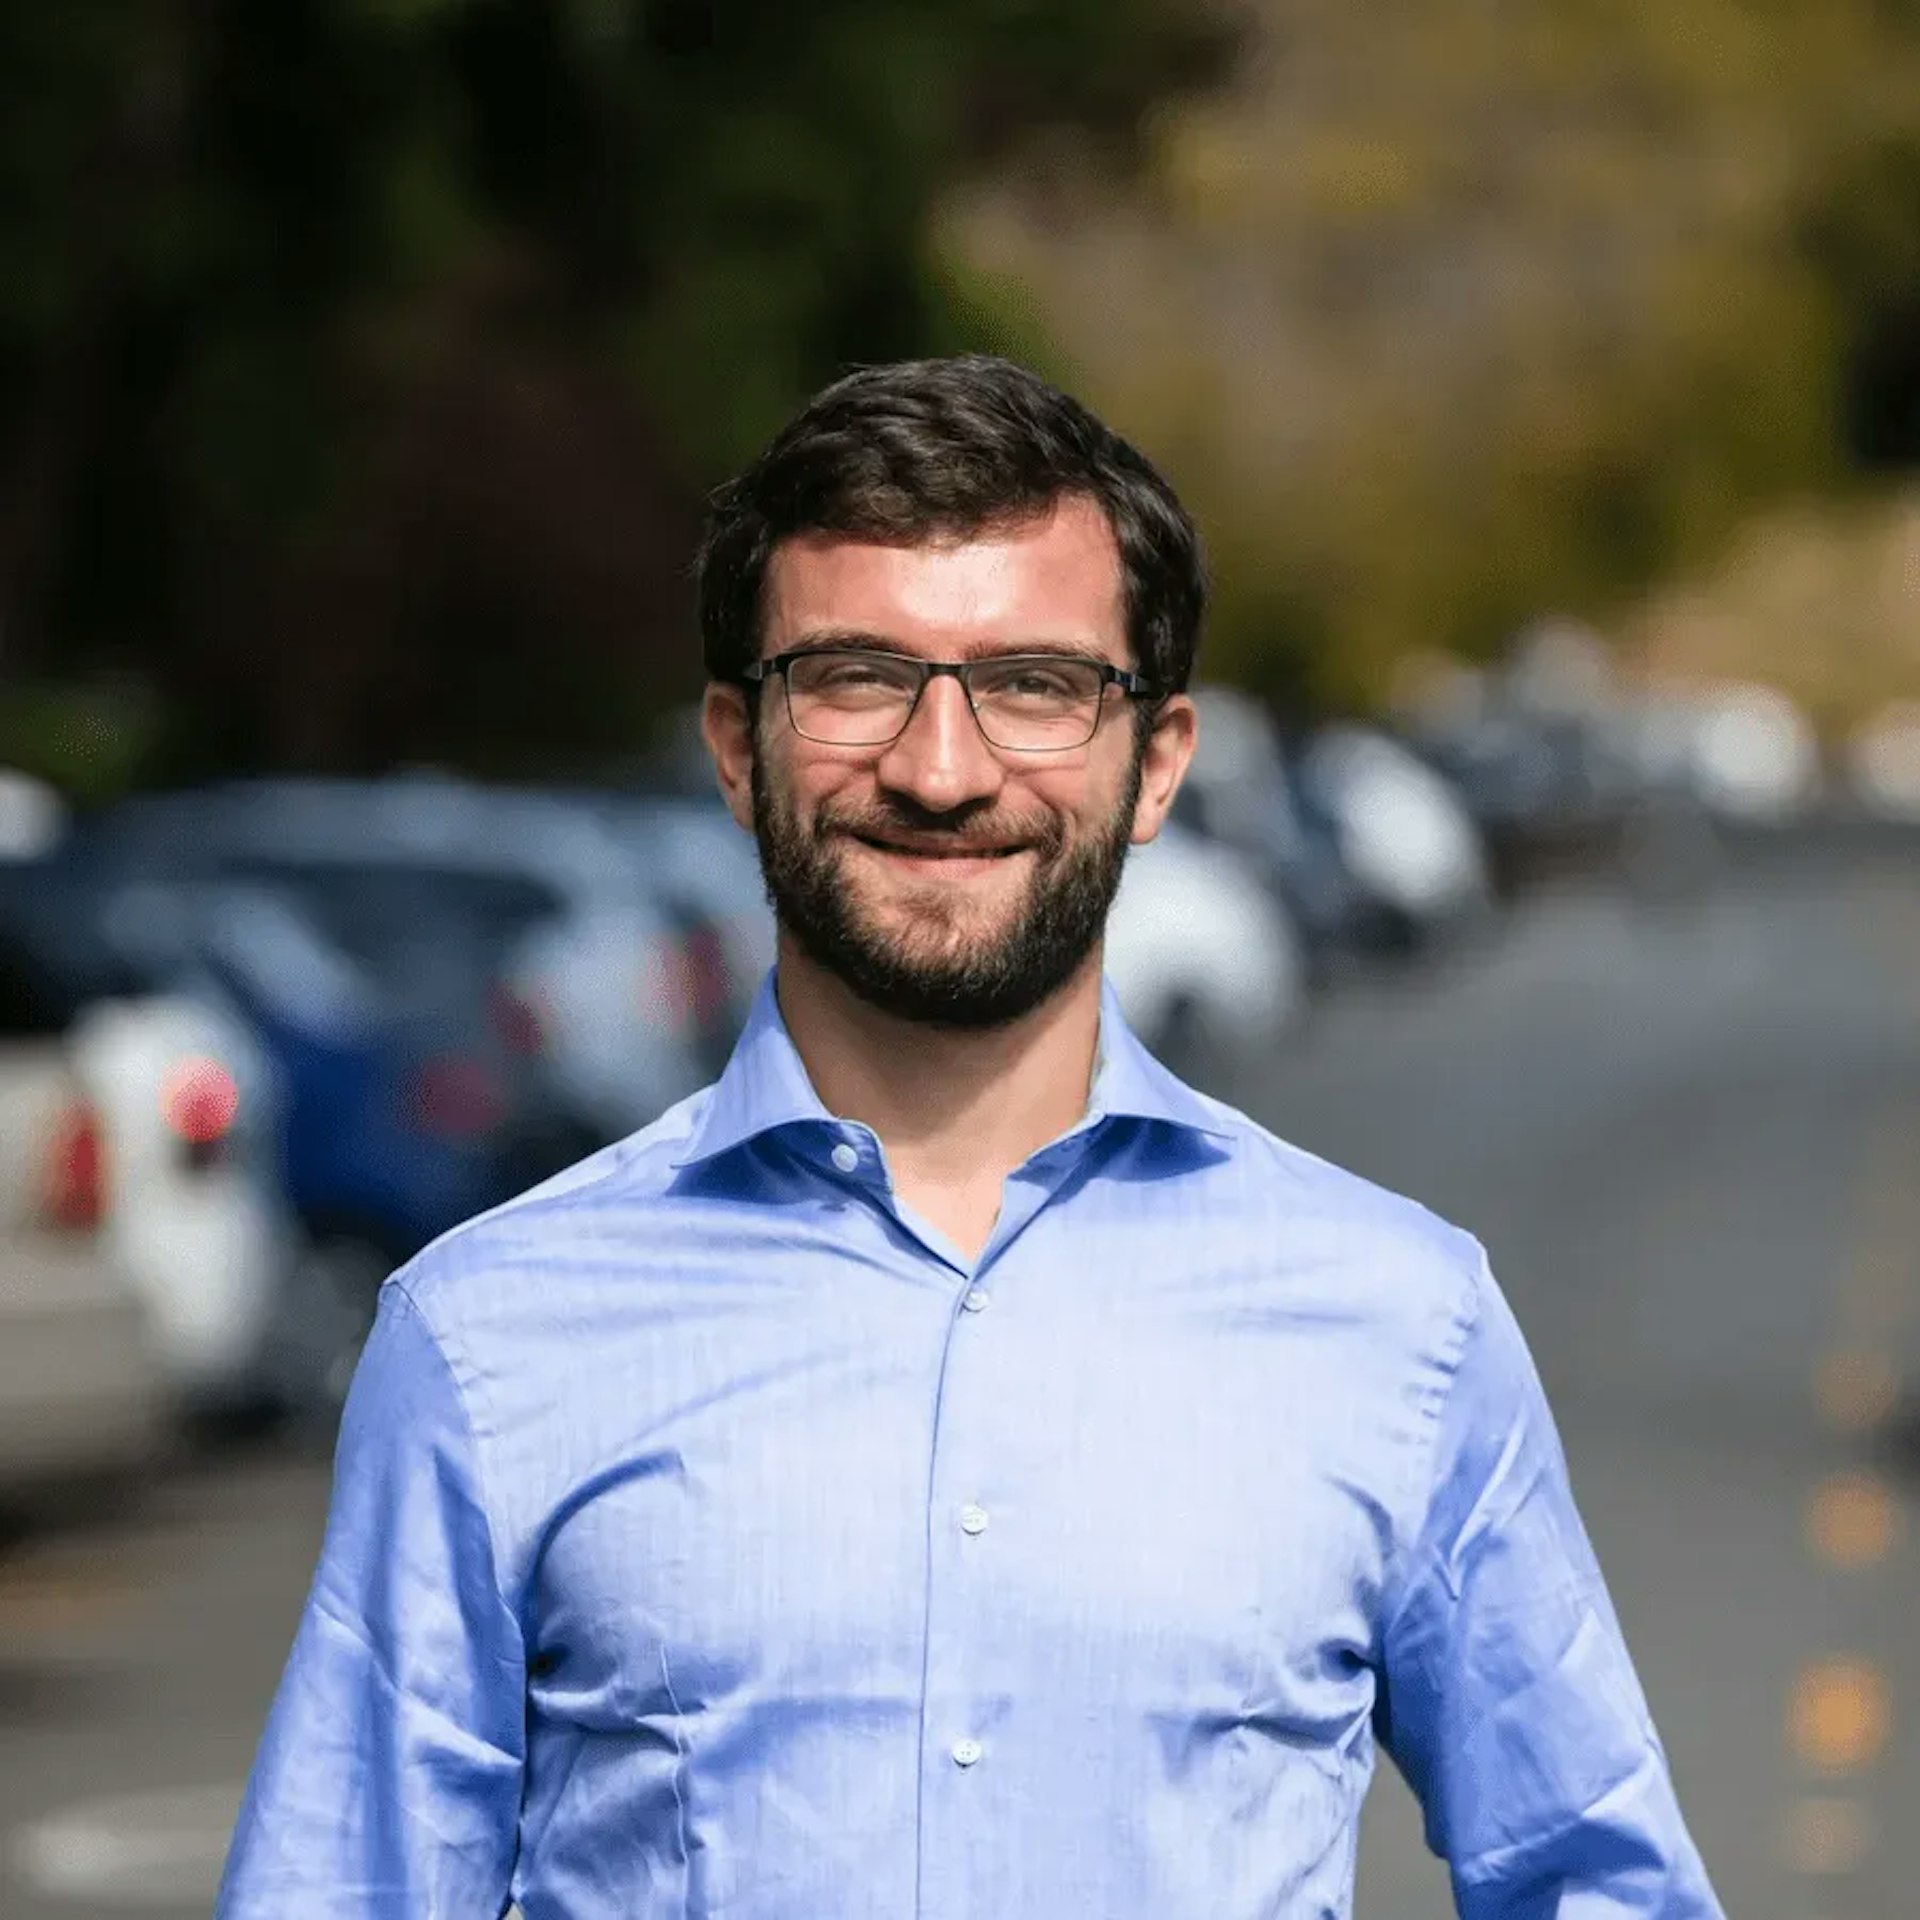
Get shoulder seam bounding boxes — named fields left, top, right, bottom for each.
left=382, top=1279, right=521, bottom=1653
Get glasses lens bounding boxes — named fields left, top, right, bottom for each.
left=970, top=656, right=1108, bottom=749
left=785, top=651, right=923, bottom=744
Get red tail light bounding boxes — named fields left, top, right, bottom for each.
left=639, top=929, right=733, bottom=1035
left=161, top=1055, right=241, bottom=1147
left=683, top=925, right=733, bottom=1029
left=406, top=1054, right=509, bottom=1141
left=42, top=1098, right=107, bottom=1232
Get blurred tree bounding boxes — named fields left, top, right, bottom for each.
left=1801, top=131, right=1920, bottom=469
left=940, top=0, right=1920, bottom=713
left=0, top=0, right=1239, bottom=778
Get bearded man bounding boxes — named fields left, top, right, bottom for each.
left=219, top=355, right=1721, bottom=1919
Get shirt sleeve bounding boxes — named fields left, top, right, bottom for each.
left=217, top=1282, right=526, bottom=1919
left=1376, top=1250, right=1724, bottom=1918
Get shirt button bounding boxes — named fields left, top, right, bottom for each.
left=959, top=1503, right=989, bottom=1536
left=950, top=1737, right=983, bottom=1767
left=830, top=1142, right=859, bottom=1174
left=961, top=1287, right=990, bottom=1313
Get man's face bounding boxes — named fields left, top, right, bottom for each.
left=703, top=494, right=1196, bottom=1030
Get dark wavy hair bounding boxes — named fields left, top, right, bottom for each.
left=696, top=355, right=1205, bottom=696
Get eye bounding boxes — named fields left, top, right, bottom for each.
left=798, top=653, right=918, bottom=694
left=979, top=659, right=1098, bottom=702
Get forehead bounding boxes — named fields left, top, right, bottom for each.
left=762, top=494, right=1126, bottom=659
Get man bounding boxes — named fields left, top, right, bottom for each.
left=219, top=355, right=1721, bottom=1918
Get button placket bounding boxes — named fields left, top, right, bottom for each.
left=920, top=1253, right=1006, bottom=1840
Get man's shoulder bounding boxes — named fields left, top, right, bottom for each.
left=1190, top=1094, right=1487, bottom=1315
left=389, top=1082, right=719, bottom=1331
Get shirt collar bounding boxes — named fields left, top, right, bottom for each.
left=671, top=970, right=1231, bottom=1172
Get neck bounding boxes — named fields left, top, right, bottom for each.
left=773, top=934, right=1104, bottom=1186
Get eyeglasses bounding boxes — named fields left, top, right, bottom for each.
left=742, top=647, right=1156, bottom=752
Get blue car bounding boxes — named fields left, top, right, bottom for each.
left=35, top=862, right=593, bottom=1417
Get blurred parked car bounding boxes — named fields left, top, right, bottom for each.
left=1292, top=723, right=1493, bottom=947
left=1179, top=688, right=1431, bottom=972
left=1395, top=636, right=1734, bottom=898
left=2, top=853, right=593, bottom=1419
left=1107, top=821, right=1307, bottom=1076
left=0, top=865, right=289, bottom=1425
left=574, top=789, right=775, bottom=1029
left=0, top=769, right=66, bottom=860
left=137, top=879, right=596, bottom=1412
left=1675, top=683, right=1822, bottom=824
left=0, top=902, right=167, bottom=1512
left=72, top=777, right=730, bottom=1138
left=1403, top=701, right=1641, bottom=891
left=1846, top=699, right=1920, bottom=821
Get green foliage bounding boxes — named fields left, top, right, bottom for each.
left=945, top=0, right=1920, bottom=713
left=0, top=681, right=158, bottom=801
left=1800, top=129, right=1920, bottom=465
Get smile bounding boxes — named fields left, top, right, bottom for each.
left=851, top=834, right=1027, bottom=860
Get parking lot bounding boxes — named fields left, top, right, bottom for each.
left=3, top=829, right=1917, bottom=1917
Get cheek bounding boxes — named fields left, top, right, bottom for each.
left=1047, top=750, right=1137, bottom=832
left=797, top=755, right=878, bottom=822
left=757, top=733, right=853, bottom=819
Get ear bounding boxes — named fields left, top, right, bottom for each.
left=1129, top=693, right=1198, bottom=846
left=701, top=682, right=757, bottom=834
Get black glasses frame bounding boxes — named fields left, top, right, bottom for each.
left=740, top=648, right=1158, bottom=752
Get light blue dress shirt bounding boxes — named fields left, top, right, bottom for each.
left=219, top=974, right=1721, bottom=1919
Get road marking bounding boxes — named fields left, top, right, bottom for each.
left=1784, top=1093, right=1920, bottom=1879
left=1790, top=1658, right=1892, bottom=1775
left=1804, top=1471, right=1900, bottom=1570
left=9, top=1784, right=241, bottom=1906
left=1782, top=1796, right=1877, bottom=1875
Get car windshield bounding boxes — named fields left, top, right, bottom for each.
left=217, top=861, right=566, bottom=983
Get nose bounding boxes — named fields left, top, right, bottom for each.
left=873, top=671, right=1007, bottom=815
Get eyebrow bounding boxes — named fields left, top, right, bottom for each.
left=782, top=628, right=1116, bottom=664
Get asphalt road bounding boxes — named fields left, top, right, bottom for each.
left=4, top=833, right=1919, bottom=1917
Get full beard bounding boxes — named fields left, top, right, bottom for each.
left=751, top=750, right=1143, bottom=1032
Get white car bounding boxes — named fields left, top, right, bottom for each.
left=1847, top=700, right=1920, bottom=820
left=1105, top=822, right=1307, bottom=1073
left=1677, top=684, right=1821, bottom=823
left=67, top=990, right=292, bottom=1416
left=0, top=972, right=167, bottom=1511
left=0, top=866, right=296, bottom=1420
left=1296, top=725, right=1493, bottom=932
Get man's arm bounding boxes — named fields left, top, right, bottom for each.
left=1376, top=1251, right=1723, bottom=1918
left=217, top=1283, right=526, bottom=1918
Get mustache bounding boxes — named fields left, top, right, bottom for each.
left=817, top=800, right=1065, bottom=857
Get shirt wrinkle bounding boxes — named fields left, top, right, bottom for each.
left=306, top=1599, right=520, bottom=1772
left=1449, top=1746, right=1672, bottom=1884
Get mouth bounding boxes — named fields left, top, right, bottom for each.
left=844, top=831, right=1034, bottom=876
left=851, top=832, right=1027, bottom=860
